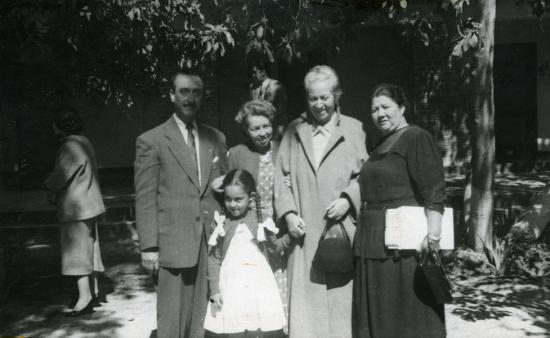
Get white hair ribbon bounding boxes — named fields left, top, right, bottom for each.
left=257, top=217, right=279, bottom=242
left=208, top=211, right=226, bottom=246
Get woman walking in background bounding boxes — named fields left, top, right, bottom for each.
left=45, top=106, right=106, bottom=317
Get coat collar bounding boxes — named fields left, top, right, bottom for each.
left=295, top=111, right=345, bottom=172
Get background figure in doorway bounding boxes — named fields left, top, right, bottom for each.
left=250, top=61, right=288, bottom=138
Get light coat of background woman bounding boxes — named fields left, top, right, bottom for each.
left=44, top=106, right=106, bottom=317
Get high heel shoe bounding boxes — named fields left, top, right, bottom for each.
left=67, top=295, right=78, bottom=309
left=92, top=292, right=108, bottom=307
left=65, top=299, right=95, bottom=317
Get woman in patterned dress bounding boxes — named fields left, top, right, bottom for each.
left=212, top=99, right=289, bottom=323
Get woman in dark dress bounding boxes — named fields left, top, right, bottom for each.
left=353, top=84, right=446, bottom=338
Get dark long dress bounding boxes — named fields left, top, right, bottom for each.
left=353, top=125, right=447, bottom=338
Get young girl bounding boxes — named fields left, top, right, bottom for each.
left=204, top=169, right=287, bottom=338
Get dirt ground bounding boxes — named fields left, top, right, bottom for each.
left=1, top=236, right=549, bottom=338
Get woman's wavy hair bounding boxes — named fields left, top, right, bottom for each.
left=371, top=83, right=409, bottom=112
left=234, top=99, right=276, bottom=129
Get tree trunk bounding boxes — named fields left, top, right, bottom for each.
left=467, top=0, right=496, bottom=252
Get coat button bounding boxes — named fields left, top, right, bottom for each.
left=196, top=216, right=201, bottom=222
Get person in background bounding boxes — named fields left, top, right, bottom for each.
left=44, top=106, right=106, bottom=317
left=250, top=61, right=288, bottom=137
left=134, top=70, right=228, bottom=338
left=353, top=83, right=446, bottom=338
left=274, top=65, right=368, bottom=338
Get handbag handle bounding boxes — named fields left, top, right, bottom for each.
left=318, top=222, right=351, bottom=244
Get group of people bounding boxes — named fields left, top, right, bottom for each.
left=46, top=63, right=447, bottom=338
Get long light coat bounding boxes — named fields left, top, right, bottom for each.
left=274, top=112, right=368, bottom=338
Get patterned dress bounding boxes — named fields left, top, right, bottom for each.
left=257, top=151, right=289, bottom=323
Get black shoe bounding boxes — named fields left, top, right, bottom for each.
left=67, top=295, right=78, bottom=309
left=92, top=293, right=107, bottom=307
left=65, top=299, right=94, bottom=317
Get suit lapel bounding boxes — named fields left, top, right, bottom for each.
left=164, top=117, right=200, bottom=191
left=198, top=124, right=214, bottom=195
left=295, top=119, right=317, bottom=173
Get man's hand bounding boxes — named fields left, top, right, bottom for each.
left=210, top=175, right=225, bottom=193
left=141, top=251, right=159, bottom=274
left=285, top=213, right=306, bottom=238
left=325, top=198, right=350, bottom=220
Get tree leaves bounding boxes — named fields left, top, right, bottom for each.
left=0, top=0, right=237, bottom=108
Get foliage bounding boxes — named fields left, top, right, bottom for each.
left=506, top=230, right=550, bottom=276
left=516, top=0, right=550, bottom=18
left=0, top=0, right=234, bottom=107
left=482, top=236, right=511, bottom=275
left=445, top=247, right=495, bottom=279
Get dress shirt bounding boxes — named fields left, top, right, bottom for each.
left=251, top=78, right=270, bottom=100
left=312, top=112, right=338, bottom=168
left=173, top=113, right=201, bottom=184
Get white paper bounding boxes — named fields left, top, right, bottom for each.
left=384, top=206, right=455, bottom=250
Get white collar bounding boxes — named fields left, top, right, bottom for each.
left=173, top=113, right=197, bottom=131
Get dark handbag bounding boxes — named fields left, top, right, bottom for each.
left=312, top=222, right=353, bottom=273
left=419, top=247, right=453, bottom=304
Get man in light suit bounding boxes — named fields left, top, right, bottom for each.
left=250, top=61, right=288, bottom=136
left=134, top=71, right=228, bottom=338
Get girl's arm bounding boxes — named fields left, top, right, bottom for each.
left=268, top=233, right=291, bottom=254
left=207, top=243, right=222, bottom=298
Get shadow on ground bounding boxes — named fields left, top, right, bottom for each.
left=451, top=275, right=550, bottom=336
left=0, top=236, right=155, bottom=337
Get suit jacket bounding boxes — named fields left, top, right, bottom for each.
left=134, top=115, right=228, bottom=268
left=250, top=78, right=288, bottom=126
left=44, top=135, right=105, bottom=222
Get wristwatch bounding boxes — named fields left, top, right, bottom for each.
left=427, top=234, right=441, bottom=242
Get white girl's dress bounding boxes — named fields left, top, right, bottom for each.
left=204, top=223, right=286, bottom=334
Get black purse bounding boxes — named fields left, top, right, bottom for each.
left=312, top=222, right=354, bottom=273
left=419, top=247, right=453, bottom=304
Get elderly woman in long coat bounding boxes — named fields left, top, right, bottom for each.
left=275, top=65, right=368, bottom=338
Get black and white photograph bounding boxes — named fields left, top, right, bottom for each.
left=1, top=0, right=550, bottom=337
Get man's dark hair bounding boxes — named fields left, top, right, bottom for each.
left=53, top=105, right=83, bottom=135
left=169, top=69, right=204, bottom=91
left=249, top=60, right=272, bottom=77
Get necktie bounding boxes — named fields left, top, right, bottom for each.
left=258, top=85, right=264, bottom=100
left=186, top=123, right=199, bottom=180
